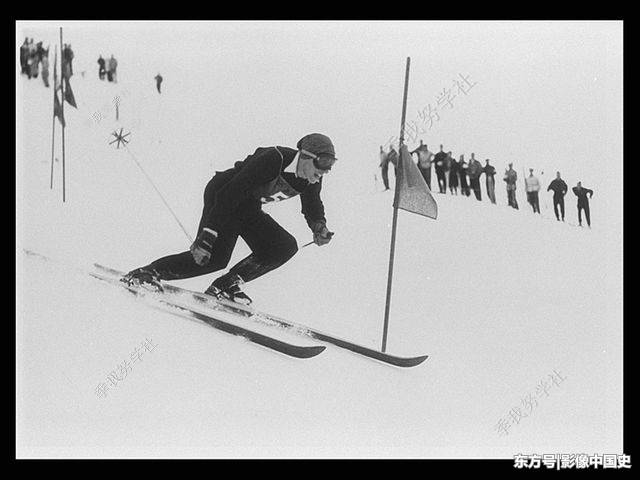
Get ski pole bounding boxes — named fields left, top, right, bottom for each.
left=301, top=231, right=334, bottom=248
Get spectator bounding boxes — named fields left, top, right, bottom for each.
left=379, top=146, right=397, bottom=191
left=410, top=140, right=433, bottom=189
left=547, top=171, right=568, bottom=221
left=40, top=47, right=50, bottom=87
left=525, top=168, right=541, bottom=214
left=62, top=43, right=74, bottom=80
left=433, top=144, right=448, bottom=193
left=467, top=153, right=483, bottom=201
left=458, top=155, right=470, bottom=196
left=448, top=154, right=459, bottom=195
left=504, top=163, right=518, bottom=209
left=97, top=55, right=106, bottom=80
left=107, top=54, right=118, bottom=83
left=20, top=38, right=29, bottom=76
left=483, top=159, right=496, bottom=204
left=27, top=39, right=38, bottom=79
left=572, top=182, right=594, bottom=227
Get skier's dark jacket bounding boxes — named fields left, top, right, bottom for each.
left=204, top=146, right=326, bottom=233
left=547, top=179, right=568, bottom=197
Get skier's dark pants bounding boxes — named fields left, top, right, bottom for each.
left=577, top=202, right=591, bottom=226
left=470, top=178, right=482, bottom=200
left=418, top=166, right=431, bottom=189
left=147, top=176, right=298, bottom=284
left=435, top=168, right=446, bottom=193
left=553, top=195, right=565, bottom=220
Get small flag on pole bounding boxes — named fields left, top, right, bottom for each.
left=394, top=145, right=437, bottom=219
left=53, top=88, right=65, bottom=127
left=64, top=77, right=77, bottom=108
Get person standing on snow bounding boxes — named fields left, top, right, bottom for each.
left=107, top=54, right=118, bottom=82
left=458, top=154, right=470, bottom=196
left=433, top=144, right=448, bottom=194
left=410, top=140, right=433, bottom=189
left=97, top=55, right=106, bottom=80
left=467, top=153, right=483, bottom=201
left=155, top=73, right=163, bottom=93
left=525, top=168, right=541, bottom=214
left=547, top=171, right=568, bottom=221
left=448, top=154, right=459, bottom=195
left=572, top=181, right=594, bottom=227
left=504, top=163, right=518, bottom=209
left=483, top=159, right=497, bottom=204
left=122, top=133, right=338, bottom=305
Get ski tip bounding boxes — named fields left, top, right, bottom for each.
left=299, top=345, right=326, bottom=358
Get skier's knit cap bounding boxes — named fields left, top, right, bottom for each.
left=297, top=133, right=337, bottom=161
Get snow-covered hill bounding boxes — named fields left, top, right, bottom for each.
left=16, top=22, right=623, bottom=459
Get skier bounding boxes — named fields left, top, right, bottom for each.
left=467, top=153, right=483, bottom=201
left=122, top=133, right=337, bottom=304
left=572, top=181, right=594, bottom=227
left=433, top=144, right=448, bottom=193
left=483, top=159, right=496, bottom=204
left=458, top=155, right=470, bottom=196
left=410, top=140, right=433, bottom=189
left=504, top=163, right=518, bottom=209
left=155, top=73, right=163, bottom=93
left=547, top=171, right=568, bottom=221
left=525, top=168, right=541, bottom=214
left=97, top=55, right=106, bottom=80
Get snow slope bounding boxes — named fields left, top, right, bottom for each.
left=16, top=24, right=623, bottom=459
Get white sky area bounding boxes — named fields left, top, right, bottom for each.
left=18, top=20, right=622, bottom=186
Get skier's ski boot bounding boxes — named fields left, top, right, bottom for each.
left=205, top=273, right=252, bottom=305
left=121, top=267, right=164, bottom=292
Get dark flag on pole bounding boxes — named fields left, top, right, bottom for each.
left=394, top=145, right=438, bottom=219
left=53, top=90, right=65, bottom=127
left=63, top=77, right=77, bottom=108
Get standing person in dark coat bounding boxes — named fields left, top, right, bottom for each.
left=410, top=140, right=433, bottom=189
left=448, top=154, right=459, bottom=195
left=20, top=38, right=29, bottom=75
left=458, top=155, right=470, bottom=196
left=483, top=159, right=496, bottom=204
left=155, top=73, right=163, bottom=93
left=122, top=133, right=338, bottom=305
left=97, top=55, right=106, bottom=80
left=547, top=171, right=568, bottom=221
left=572, top=182, right=594, bottom=227
left=433, top=144, right=448, bottom=193
left=467, top=153, right=483, bottom=201
left=504, top=163, right=518, bottom=209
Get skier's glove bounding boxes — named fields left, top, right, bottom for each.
left=312, top=222, right=334, bottom=246
left=190, top=228, right=218, bottom=266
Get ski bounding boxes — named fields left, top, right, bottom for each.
left=89, top=269, right=326, bottom=359
left=94, top=264, right=428, bottom=368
